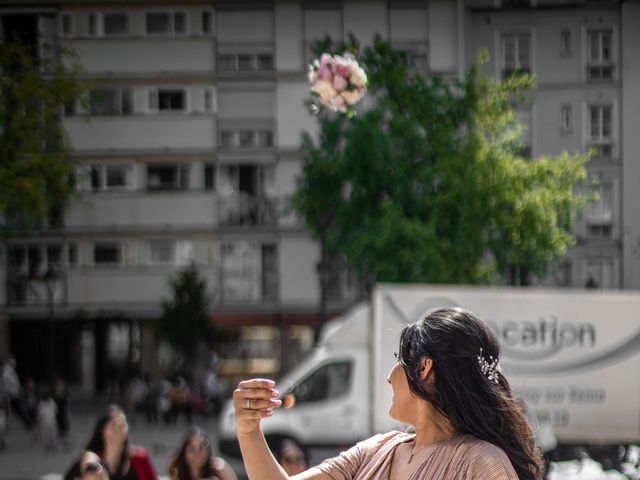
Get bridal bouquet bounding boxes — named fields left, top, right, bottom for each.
left=308, top=53, right=367, bottom=116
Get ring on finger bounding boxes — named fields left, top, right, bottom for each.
left=246, top=398, right=252, bottom=410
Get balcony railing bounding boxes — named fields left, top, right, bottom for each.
left=216, top=41, right=275, bottom=72
left=218, top=118, right=275, bottom=149
left=391, top=40, right=429, bottom=74
left=218, top=194, right=278, bottom=226
left=587, top=142, right=614, bottom=160
left=586, top=63, right=614, bottom=82
left=502, top=66, right=531, bottom=79
left=220, top=269, right=279, bottom=303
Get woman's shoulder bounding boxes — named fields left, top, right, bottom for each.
left=454, top=435, right=517, bottom=477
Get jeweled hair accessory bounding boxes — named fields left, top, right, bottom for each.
left=477, top=348, right=501, bottom=384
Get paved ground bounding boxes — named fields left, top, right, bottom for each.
left=0, top=402, right=233, bottom=480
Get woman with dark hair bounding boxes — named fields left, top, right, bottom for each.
left=86, top=404, right=157, bottom=480
left=168, top=426, right=237, bottom=480
left=233, top=307, right=544, bottom=479
left=64, top=450, right=109, bottom=480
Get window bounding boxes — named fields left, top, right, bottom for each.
left=203, top=88, right=215, bottom=113
left=202, top=11, right=213, bottom=35
left=585, top=257, right=614, bottom=289
left=148, top=88, right=187, bottom=113
left=60, top=12, right=74, bottom=37
left=147, top=164, right=190, bottom=191
left=204, top=164, right=216, bottom=191
left=89, top=165, right=134, bottom=191
left=560, top=29, right=571, bottom=56
left=149, top=240, right=193, bottom=264
left=292, top=362, right=352, bottom=405
left=501, top=32, right=531, bottom=78
left=587, top=29, right=613, bottom=81
left=89, top=87, right=132, bottom=115
left=588, top=104, right=613, bottom=159
left=587, top=180, right=613, bottom=236
left=68, top=243, right=78, bottom=267
left=561, top=104, right=572, bottom=133
left=103, top=13, right=129, bottom=36
left=145, top=11, right=189, bottom=35
left=88, top=13, right=101, bottom=36
left=94, top=242, right=122, bottom=265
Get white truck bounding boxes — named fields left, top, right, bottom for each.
left=219, top=283, right=640, bottom=458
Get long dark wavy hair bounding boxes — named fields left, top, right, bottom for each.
left=168, top=427, right=219, bottom=480
left=398, top=307, right=544, bottom=480
left=85, top=404, right=130, bottom=478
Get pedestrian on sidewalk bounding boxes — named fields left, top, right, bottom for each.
left=37, top=388, right=58, bottom=453
left=168, top=426, right=236, bottom=480
left=54, top=376, right=71, bottom=449
left=85, top=404, right=158, bottom=480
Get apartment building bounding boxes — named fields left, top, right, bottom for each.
left=1, top=0, right=639, bottom=394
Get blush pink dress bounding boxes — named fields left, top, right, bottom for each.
left=314, top=431, right=519, bottom=480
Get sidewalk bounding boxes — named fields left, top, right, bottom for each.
left=0, top=404, right=232, bottom=480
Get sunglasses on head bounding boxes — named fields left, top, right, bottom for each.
left=81, top=460, right=105, bottom=475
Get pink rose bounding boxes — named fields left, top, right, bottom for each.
left=334, top=61, right=352, bottom=78
left=332, top=75, right=348, bottom=92
left=320, top=53, right=333, bottom=67
left=317, top=65, right=333, bottom=82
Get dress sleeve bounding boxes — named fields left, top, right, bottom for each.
left=467, top=443, right=519, bottom=480
left=314, top=438, right=370, bottom=480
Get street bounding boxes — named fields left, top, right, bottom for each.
left=0, top=403, right=228, bottom=480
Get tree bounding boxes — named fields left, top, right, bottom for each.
left=157, top=263, right=212, bottom=367
left=0, top=39, right=87, bottom=230
left=293, top=36, right=590, bottom=288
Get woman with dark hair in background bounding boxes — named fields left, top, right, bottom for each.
left=233, top=307, right=544, bottom=479
left=86, top=404, right=157, bottom=480
left=168, top=426, right=237, bottom=480
left=64, top=450, right=110, bottom=480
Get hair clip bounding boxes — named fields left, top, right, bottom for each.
left=477, top=348, right=500, bottom=384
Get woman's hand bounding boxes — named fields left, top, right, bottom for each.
left=233, top=378, right=282, bottom=435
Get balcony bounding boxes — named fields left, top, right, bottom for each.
left=216, top=41, right=275, bottom=73
left=218, top=118, right=275, bottom=150
left=391, top=41, right=429, bottom=74
left=587, top=63, right=614, bottom=82
left=502, top=67, right=531, bottom=80
left=588, top=142, right=614, bottom=161
left=218, top=194, right=277, bottom=226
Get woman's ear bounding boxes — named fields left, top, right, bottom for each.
left=419, top=357, right=433, bottom=381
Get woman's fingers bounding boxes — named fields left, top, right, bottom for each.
left=233, top=378, right=283, bottom=434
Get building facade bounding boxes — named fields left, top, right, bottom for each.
left=1, top=0, right=639, bottom=394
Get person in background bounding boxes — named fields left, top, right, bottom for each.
left=168, top=426, right=237, bottom=480
left=85, top=404, right=157, bottom=480
left=54, top=376, right=71, bottom=449
left=233, top=307, right=544, bottom=479
left=64, top=450, right=110, bottom=480
left=38, top=388, right=58, bottom=453
left=276, top=439, right=308, bottom=476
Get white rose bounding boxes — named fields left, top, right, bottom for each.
left=311, top=80, right=337, bottom=101
left=341, top=89, right=362, bottom=105
left=349, top=66, right=367, bottom=88
left=308, top=68, right=317, bottom=84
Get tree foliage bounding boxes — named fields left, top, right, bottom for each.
left=158, top=263, right=212, bottom=364
left=293, top=36, right=590, bottom=287
left=0, top=40, right=87, bottom=230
